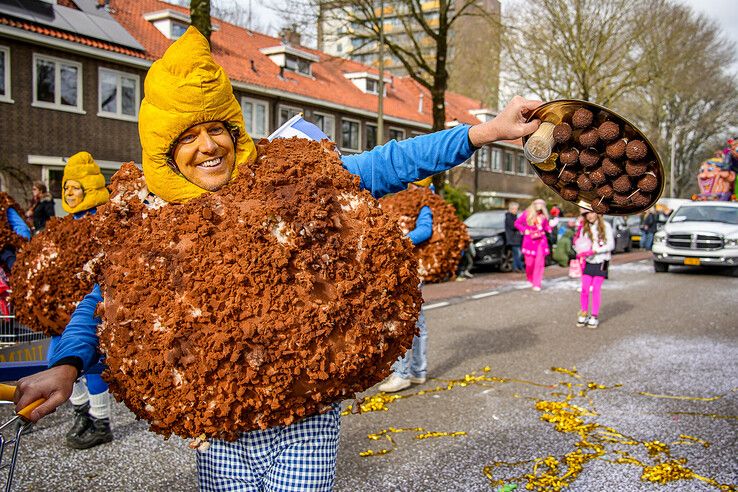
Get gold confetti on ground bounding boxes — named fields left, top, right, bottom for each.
left=638, top=391, right=726, bottom=401
left=358, top=426, right=467, bottom=457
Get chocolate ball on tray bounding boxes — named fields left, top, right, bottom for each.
left=612, top=193, right=631, bottom=206
left=559, top=148, right=579, bottom=166
left=578, top=128, right=600, bottom=148
left=625, top=160, right=647, bottom=176
left=612, top=175, right=632, bottom=193
left=560, top=185, right=579, bottom=201
left=591, top=200, right=610, bottom=214
left=541, top=171, right=559, bottom=186
left=637, top=172, right=659, bottom=192
left=553, top=123, right=572, bottom=144
left=572, top=108, right=594, bottom=129
left=595, top=183, right=614, bottom=199
left=625, top=140, right=648, bottom=160
left=579, top=148, right=600, bottom=168
left=602, top=158, right=623, bottom=177
left=631, top=191, right=651, bottom=208
left=606, top=139, right=627, bottom=159
left=577, top=174, right=594, bottom=191
left=589, top=167, right=607, bottom=185
left=559, top=169, right=577, bottom=183
left=597, top=121, right=620, bottom=142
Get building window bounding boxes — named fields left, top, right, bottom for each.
left=278, top=104, right=302, bottom=126
left=171, top=21, right=188, bottom=40
left=341, top=118, right=360, bottom=151
left=0, top=46, right=11, bottom=103
left=242, top=97, right=269, bottom=138
left=517, top=154, right=528, bottom=175
left=504, top=151, right=514, bottom=173
left=365, top=123, right=377, bottom=149
left=366, top=78, right=378, bottom=94
left=491, top=148, right=501, bottom=172
left=389, top=127, right=405, bottom=141
left=33, top=54, right=83, bottom=113
left=98, top=68, right=139, bottom=121
left=477, top=146, right=490, bottom=170
left=312, top=112, right=336, bottom=141
left=284, top=55, right=311, bottom=76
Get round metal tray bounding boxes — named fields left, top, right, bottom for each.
left=523, top=99, right=665, bottom=216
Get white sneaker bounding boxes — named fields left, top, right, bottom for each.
left=532, top=286, right=541, bottom=291
left=409, top=376, right=426, bottom=384
left=378, top=374, right=411, bottom=393
left=586, top=316, right=599, bottom=329
left=576, top=311, right=589, bottom=327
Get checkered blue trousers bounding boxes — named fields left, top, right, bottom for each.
left=196, top=405, right=341, bottom=491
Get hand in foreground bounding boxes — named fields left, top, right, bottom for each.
left=468, top=95, right=543, bottom=146
left=14, top=365, right=77, bottom=422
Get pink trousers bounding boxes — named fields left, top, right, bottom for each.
left=524, top=249, right=546, bottom=288
left=580, top=274, right=605, bottom=316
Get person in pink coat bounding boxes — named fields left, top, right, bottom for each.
left=514, top=199, right=551, bottom=291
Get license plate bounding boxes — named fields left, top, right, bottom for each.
left=632, top=235, right=641, bottom=241
left=684, top=258, right=701, bottom=266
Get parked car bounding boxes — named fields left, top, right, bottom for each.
left=604, top=216, right=633, bottom=253
left=626, top=215, right=644, bottom=248
left=464, top=210, right=513, bottom=272
left=652, top=201, right=738, bottom=274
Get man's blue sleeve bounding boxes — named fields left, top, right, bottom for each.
left=341, top=124, right=476, bottom=198
left=48, top=284, right=103, bottom=373
left=7, top=208, right=31, bottom=240
left=407, top=206, right=433, bottom=246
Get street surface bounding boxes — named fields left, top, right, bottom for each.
left=2, top=253, right=736, bottom=491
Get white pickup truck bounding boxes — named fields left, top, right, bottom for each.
left=652, top=201, right=738, bottom=275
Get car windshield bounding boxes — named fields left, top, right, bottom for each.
left=669, top=206, right=738, bottom=225
left=464, top=211, right=505, bottom=229
left=626, top=216, right=641, bottom=227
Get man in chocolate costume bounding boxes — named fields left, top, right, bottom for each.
left=14, top=27, right=542, bottom=491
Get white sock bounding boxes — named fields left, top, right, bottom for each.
left=89, top=391, right=111, bottom=420
left=69, top=380, right=89, bottom=406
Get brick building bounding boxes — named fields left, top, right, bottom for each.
left=0, top=0, right=537, bottom=215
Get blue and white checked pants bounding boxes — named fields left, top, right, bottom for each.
left=197, top=406, right=341, bottom=491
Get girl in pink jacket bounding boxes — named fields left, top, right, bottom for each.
left=514, top=199, right=551, bottom=291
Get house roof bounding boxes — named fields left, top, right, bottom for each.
left=1, top=0, right=521, bottom=142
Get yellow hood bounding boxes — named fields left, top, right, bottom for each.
left=138, top=26, right=256, bottom=203
left=62, top=151, right=110, bottom=214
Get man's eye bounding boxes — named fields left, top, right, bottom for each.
left=209, top=126, right=225, bottom=135
left=179, top=134, right=196, bottom=144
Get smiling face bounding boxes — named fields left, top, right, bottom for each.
left=172, top=121, right=235, bottom=191
left=63, top=180, right=84, bottom=209
left=585, top=211, right=598, bottom=223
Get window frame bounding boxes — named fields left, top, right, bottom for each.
left=312, top=111, right=336, bottom=141
left=365, top=122, right=377, bottom=150
left=241, top=96, right=270, bottom=139
left=0, top=46, right=12, bottom=103
left=388, top=126, right=405, bottom=141
left=278, top=104, right=303, bottom=126
left=491, top=147, right=501, bottom=172
left=32, top=53, right=84, bottom=113
left=517, top=154, right=528, bottom=176
left=97, top=67, right=140, bottom=122
left=341, top=117, right=361, bottom=152
left=503, top=151, right=515, bottom=174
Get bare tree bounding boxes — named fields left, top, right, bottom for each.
left=190, top=0, right=213, bottom=42
left=505, top=0, right=738, bottom=198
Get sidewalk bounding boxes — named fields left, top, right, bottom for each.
left=423, top=250, right=652, bottom=303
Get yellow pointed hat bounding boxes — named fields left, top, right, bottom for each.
left=62, top=151, right=110, bottom=214
left=138, top=26, right=256, bottom=203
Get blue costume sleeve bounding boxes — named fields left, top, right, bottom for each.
left=407, top=206, right=433, bottom=246
left=341, top=124, right=476, bottom=198
left=47, top=284, right=103, bottom=373
left=7, top=208, right=31, bottom=240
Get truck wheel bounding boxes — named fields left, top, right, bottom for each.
left=654, top=261, right=669, bottom=273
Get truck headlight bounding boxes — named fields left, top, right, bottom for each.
left=653, top=234, right=666, bottom=245
left=475, top=236, right=503, bottom=248
left=725, top=238, right=738, bottom=248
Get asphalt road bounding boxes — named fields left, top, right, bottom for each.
left=2, top=258, right=736, bottom=491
